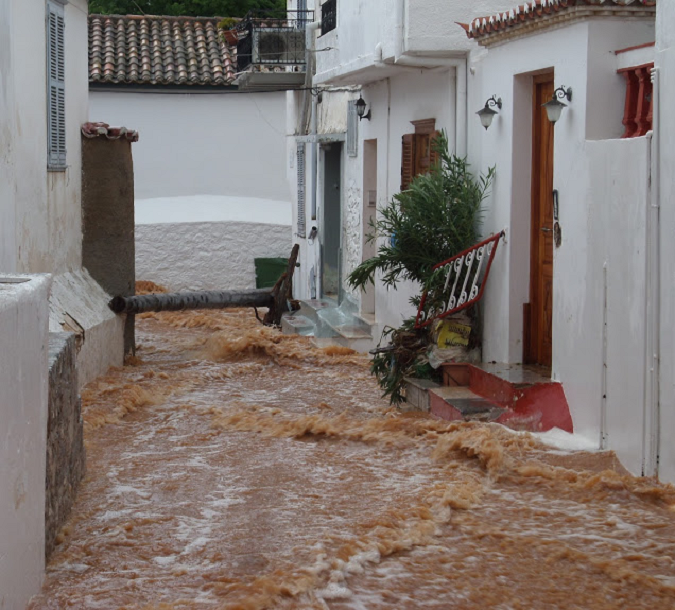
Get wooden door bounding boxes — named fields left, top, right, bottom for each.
left=527, top=75, right=555, bottom=368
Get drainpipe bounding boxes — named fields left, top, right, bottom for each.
left=643, top=67, right=661, bottom=477
left=306, top=17, right=321, bottom=222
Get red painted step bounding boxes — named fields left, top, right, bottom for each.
left=436, top=363, right=573, bottom=433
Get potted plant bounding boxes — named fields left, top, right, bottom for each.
left=219, top=17, right=240, bottom=45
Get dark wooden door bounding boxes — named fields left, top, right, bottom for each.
left=527, top=75, right=555, bottom=368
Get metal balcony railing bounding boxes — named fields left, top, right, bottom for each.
left=236, top=10, right=313, bottom=73
left=321, top=0, right=336, bottom=36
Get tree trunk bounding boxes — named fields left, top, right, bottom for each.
left=109, top=289, right=274, bottom=315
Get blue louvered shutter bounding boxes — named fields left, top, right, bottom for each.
left=47, top=2, right=66, bottom=170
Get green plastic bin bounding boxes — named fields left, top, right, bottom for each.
left=254, top=257, right=289, bottom=289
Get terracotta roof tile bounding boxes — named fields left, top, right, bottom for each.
left=89, top=14, right=236, bottom=86
left=460, top=0, right=656, bottom=44
left=82, top=122, right=140, bottom=142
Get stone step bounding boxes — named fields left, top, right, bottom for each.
left=281, top=313, right=315, bottom=336
left=429, top=386, right=507, bottom=423
left=298, top=299, right=335, bottom=325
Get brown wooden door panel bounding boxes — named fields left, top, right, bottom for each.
left=528, top=74, right=555, bottom=368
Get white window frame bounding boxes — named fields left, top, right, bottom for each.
left=47, top=0, right=67, bottom=171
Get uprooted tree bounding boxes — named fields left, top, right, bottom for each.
left=347, top=130, right=495, bottom=405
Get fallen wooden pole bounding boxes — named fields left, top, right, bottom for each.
left=109, top=289, right=274, bottom=315
left=109, top=244, right=300, bottom=327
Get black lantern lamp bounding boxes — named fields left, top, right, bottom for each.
left=355, top=95, right=371, bottom=121
left=543, top=85, right=572, bottom=124
left=476, top=95, right=502, bottom=130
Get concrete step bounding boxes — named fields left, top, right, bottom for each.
left=281, top=313, right=315, bottom=336
left=429, top=386, right=507, bottom=423
left=298, top=299, right=335, bottom=325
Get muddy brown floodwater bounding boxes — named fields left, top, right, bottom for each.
left=29, top=308, right=675, bottom=609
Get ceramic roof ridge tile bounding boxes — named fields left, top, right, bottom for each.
left=460, top=0, right=656, bottom=42
left=88, top=13, right=236, bottom=87
left=81, top=122, right=140, bottom=142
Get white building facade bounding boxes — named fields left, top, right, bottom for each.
left=287, top=0, right=517, bottom=332
left=288, top=0, right=675, bottom=482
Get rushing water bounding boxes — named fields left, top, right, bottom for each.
left=29, top=308, right=675, bottom=609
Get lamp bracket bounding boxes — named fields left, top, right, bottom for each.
left=553, top=85, right=572, bottom=102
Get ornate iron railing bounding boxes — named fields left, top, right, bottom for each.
left=414, top=231, right=505, bottom=329
left=236, top=10, right=313, bottom=73
left=321, top=0, right=337, bottom=36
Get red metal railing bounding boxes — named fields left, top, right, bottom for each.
left=414, top=231, right=504, bottom=329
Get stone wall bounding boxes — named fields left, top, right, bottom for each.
left=81, top=132, right=136, bottom=353
left=46, top=332, right=86, bottom=560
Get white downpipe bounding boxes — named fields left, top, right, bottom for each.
left=306, top=18, right=321, bottom=222
left=649, top=67, right=661, bottom=477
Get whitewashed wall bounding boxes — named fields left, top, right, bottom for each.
left=290, top=68, right=458, bottom=334
left=135, top=197, right=292, bottom=291
left=0, top=275, right=51, bottom=609
left=468, top=18, right=655, bottom=470
left=0, top=0, right=88, bottom=274
left=656, top=0, right=675, bottom=483
left=89, top=91, right=291, bottom=203
left=313, top=0, right=519, bottom=85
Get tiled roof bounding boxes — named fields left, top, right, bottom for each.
left=88, top=14, right=236, bottom=86
left=82, top=122, right=140, bottom=142
left=460, top=0, right=657, bottom=45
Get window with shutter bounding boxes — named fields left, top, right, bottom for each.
left=296, top=143, right=307, bottom=238
left=401, top=119, right=439, bottom=191
left=401, top=134, right=415, bottom=191
left=47, top=1, right=66, bottom=171
left=347, top=100, right=358, bottom=157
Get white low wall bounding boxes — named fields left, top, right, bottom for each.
left=136, top=196, right=292, bottom=292
left=49, top=270, right=126, bottom=387
left=0, top=274, right=51, bottom=609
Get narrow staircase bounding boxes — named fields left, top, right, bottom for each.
left=281, top=298, right=376, bottom=352
left=406, top=362, right=573, bottom=433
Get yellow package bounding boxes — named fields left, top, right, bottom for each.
left=436, top=320, right=471, bottom=348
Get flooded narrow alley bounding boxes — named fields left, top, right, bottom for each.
left=29, top=307, right=675, bottom=609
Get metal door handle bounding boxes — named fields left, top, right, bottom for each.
left=541, top=227, right=552, bottom=233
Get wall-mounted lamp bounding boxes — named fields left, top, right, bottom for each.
left=543, top=86, right=572, bottom=124
left=355, top=96, right=371, bottom=121
left=476, top=95, right=502, bottom=130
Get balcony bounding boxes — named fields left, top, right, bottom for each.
left=235, top=9, right=313, bottom=91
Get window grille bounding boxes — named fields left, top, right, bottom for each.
left=321, top=0, right=336, bottom=36
left=297, top=143, right=307, bottom=238
left=347, top=100, right=358, bottom=157
left=47, top=1, right=66, bottom=170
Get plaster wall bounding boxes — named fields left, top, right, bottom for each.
left=0, top=0, right=87, bottom=274
left=89, top=91, right=291, bottom=203
left=469, top=19, right=654, bottom=467
left=290, top=69, right=457, bottom=333
left=0, top=274, right=51, bottom=609
left=136, top=221, right=292, bottom=292
left=313, top=0, right=518, bottom=84
left=656, top=0, right=675, bottom=483
left=49, top=270, right=126, bottom=388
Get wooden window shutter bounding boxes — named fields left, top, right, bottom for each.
left=347, top=100, right=358, bottom=157
left=429, top=130, right=441, bottom=169
left=296, top=143, right=307, bottom=238
left=47, top=2, right=66, bottom=170
left=401, top=133, right=415, bottom=191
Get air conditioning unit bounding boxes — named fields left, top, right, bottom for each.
left=252, top=28, right=305, bottom=65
